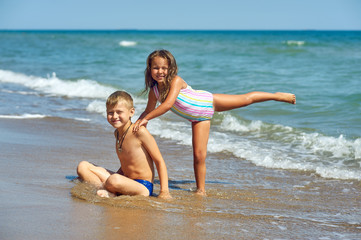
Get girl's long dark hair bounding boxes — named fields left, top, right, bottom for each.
left=144, top=50, right=178, bottom=102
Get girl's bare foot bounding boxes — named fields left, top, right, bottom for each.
left=195, top=189, right=207, bottom=196
left=276, top=92, right=296, bottom=104
left=97, top=189, right=116, bottom=198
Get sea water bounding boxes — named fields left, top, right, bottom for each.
left=0, top=30, right=360, bottom=182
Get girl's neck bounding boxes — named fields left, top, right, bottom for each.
left=157, top=82, right=166, bottom=92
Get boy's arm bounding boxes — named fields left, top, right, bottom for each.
left=136, top=127, right=171, bottom=199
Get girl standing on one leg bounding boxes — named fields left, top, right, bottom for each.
left=134, top=49, right=296, bottom=195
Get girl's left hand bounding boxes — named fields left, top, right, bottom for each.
left=133, top=118, right=148, bottom=132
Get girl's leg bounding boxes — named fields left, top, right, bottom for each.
left=77, top=161, right=112, bottom=188
left=213, top=92, right=295, bottom=112
left=191, top=120, right=211, bottom=195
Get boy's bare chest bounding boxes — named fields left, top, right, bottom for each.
left=116, top=138, right=146, bottom=162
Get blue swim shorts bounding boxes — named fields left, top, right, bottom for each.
left=134, top=179, right=153, bottom=196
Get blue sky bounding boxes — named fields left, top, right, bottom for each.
left=0, top=0, right=360, bottom=30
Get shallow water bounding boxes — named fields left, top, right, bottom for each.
left=1, top=30, right=360, bottom=183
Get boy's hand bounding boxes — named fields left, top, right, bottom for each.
left=158, top=190, right=172, bottom=200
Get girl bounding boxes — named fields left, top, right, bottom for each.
left=134, top=49, right=296, bottom=195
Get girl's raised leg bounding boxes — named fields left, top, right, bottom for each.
left=213, top=92, right=295, bottom=112
left=191, top=120, right=211, bottom=195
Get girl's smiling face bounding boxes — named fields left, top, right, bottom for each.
left=150, top=56, right=169, bottom=84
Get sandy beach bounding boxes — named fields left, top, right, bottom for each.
left=1, top=117, right=360, bottom=240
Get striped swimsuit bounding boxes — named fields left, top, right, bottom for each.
left=153, top=84, right=214, bottom=122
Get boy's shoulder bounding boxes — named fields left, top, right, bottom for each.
left=132, top=125, right=155, bottom=142
left=133, top=125, right=150, bottom=137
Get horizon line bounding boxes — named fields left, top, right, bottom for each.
left=0, top=28, right=360, bottom=32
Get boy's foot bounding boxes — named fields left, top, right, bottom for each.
left=97, top=189, right=116, bottom=198
left=276, top=92, right=296, bottom=104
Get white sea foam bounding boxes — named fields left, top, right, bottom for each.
left=1, top=88, right=39, bottom=96
left=298, top=133, right=361, bottom=160
left=86, top=100, right=107, bottom=117
left=148, top=118, right=193, bottom=146
left=219, top=114, right=360, bottom=161
left=0, top=69, right=116, bottom=99
left=0, top=114, right=47, bottom=119
left=119, top=40, right=137, bottom=47
left=0, top=114, right=92, bottom=122
left=74, top=117, right=91, bottom=122
left=86, top=97, right=148, bottom=118
left=219, top=113, right=294, bottom=135
left=219, top=114, right=262, bottom=132
left=285, top=40, right=305, bottom=46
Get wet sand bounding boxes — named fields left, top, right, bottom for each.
left=1, top=117, right=360, bottom=240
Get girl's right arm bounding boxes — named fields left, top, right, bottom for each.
left=134, top=90, right=158, bottom=131
left=138, top=90, right=158, bottom=119
left=134, top=76, right=184, bottom=131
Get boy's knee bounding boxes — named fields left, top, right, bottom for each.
left=77, top=161, right=90, bottom=175
left=104, top=174, right=121, bottom=191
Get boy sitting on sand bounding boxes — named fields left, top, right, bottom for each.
left=77, top=91, right=171, bottom=199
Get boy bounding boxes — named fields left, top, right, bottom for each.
left=77, top=91, right=171, bottom=199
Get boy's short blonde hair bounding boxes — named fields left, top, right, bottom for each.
left=106, top=91, right=134, bottom=110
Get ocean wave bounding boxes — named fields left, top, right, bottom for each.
left=74, top=117, right=91, bottom=122
left=1, top=88, right=40, bottom=96
left=284, top=40, right=305, bottom=46
left=86, top=100, right=107, bottom=117
left=298, top=133, right=361, bottom=160
left=0, top=69, right=116, bottom=99
left=0, top=114, right=47, bottom=119
left=146, top=112, right=361, bottom=181
left=218, top=114, right=360, bottom=160
left=86, top=97, right=148, bottom=117
left=0, top=114, right=92, bottom=122
left=119, top=40, right=137, bottom=47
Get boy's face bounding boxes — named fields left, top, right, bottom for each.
left=150, top=56, right=169, bottom=84
left=106, top=101, right=135, bottom=129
